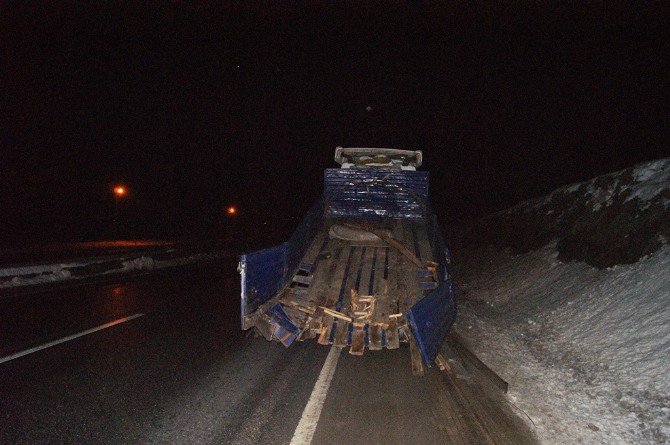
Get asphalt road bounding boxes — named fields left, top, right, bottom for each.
left=0, top=261, right=536, bottom=444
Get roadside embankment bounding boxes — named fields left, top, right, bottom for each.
left=445, top=158, right=670, bottom=444
left=450, top=158, right=670, bottom=268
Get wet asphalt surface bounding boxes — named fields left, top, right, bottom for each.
left=0, top=261, right=536, bottom=444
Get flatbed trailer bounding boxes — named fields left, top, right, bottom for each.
left=239, top=148, right=456, bottom=372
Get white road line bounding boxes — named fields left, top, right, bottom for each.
left=290, top=346, right=342, bottom=445
left=0, top=313, right=144, bottom=364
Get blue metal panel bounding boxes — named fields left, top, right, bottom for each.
left=324, top=168, right=428, bottom=219
left=407, top=205, right=457, bottom=365
left=267, top=304, right=301, bottom=346
left=420, top=281, right=439, bottom=291
left=286, top=197, right=325, bottom=279
left=407, top=280, right=457, bottom=365
left=298, top=262, right=314, bottom=273
left=292, top=275, right=313, bottom=285
left=425, top=205, right=450, bottom=281
left=240, top=197, right=325, bottom=326
left=240, top=243, right=287, bottom=318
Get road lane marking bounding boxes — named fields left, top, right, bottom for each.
left=0, top=313, right=144, bottom=364
left=290, top=346, right=342, bottom=445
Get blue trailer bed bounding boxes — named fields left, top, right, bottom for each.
left=238, top=148, right=456, bottom=372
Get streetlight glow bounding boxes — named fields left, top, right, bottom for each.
left=114, top=186, right=126, bottom=196
left=226, top=205, right=237, bottom=215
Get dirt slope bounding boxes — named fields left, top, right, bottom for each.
left=449, top=158, right=670, bottom=267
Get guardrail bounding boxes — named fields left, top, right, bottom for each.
left=0, top=242, right=233, bottom=290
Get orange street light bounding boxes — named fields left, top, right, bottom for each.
left=226, top=205, right=237, bottom=215
left=113, top=185, right=126, bottom=238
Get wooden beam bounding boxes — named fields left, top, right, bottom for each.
left=349, top=324, right=365, bottom=356
left=408, top=329, right=425, bottom=376
left=320, top=306, right=353, bottom=322
left=317, top=315, right=333, bottom=345
left=369, top=324, right=382, bottom=350
left=385, top=318, right=400, bottom=349
left=435, top=353, right=452, bottom=374
left=333, top=321, right=349, bottom=347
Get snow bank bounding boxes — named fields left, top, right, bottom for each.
left=505, top=158, right=670, bottom=215
left=627, top=159, right=670, bottom=207
left=453, top=244, right=670, bottom=444
left=449, top=158, right=670, bottom=443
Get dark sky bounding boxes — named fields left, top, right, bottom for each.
left=1, top=2, right=668, bottom=246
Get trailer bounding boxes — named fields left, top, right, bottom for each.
left=238, top=147, right=457, bottom=373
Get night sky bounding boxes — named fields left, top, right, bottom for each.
left=2, top=2, right=668, bottom=247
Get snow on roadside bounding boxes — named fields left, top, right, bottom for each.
left=627, top=159, right=670, bottom=207
left=454, top=244, right=670, bottom=444
left=0, top=252, right=227, bottom=289
left=515, top=158, right=670, bottom=215
left=451, top=158, right=670, bottom=269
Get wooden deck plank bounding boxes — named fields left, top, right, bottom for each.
left=324, top=244, right=354, bottom=308
left=305, top=306, right=325, bottom=337
left=368, top=324, right=382, bottom=350
left=371, top=247, right=393, bottom=343
left=302, top=245, right=343, bottom=335
left=371, top=247, right=387, bottom=296
left=333, top=321, right=350, bottom=347
left=303, top=245, right=342, bottom=308
left=307, top=244, right=345, bottom=310
left=382, top=245, right=390, bottom=281
left=398, top=225, right=426, bottom=309
left=401, top=219, right=432, bottom=265
left=349, top=324, right=365, bottom=356
left=301, top=230, right=329, bottom=266
left=408, top=220, right=422, bottom=259
left=322, top=244, right=359, bottom=343
left=398, top=219, right=417, bottom=251
left=352, top=246, right=377, bottom=351
left=367, top=247, right=380, bottom=296
left=336, top=246, right=363, bottom=312
left=385, top=318, right=400, bottom=349
left=368, top=249, right=390, bottom=330
left=280, top=220, right=437, bottom=358
left=391, top=218, right=406, bottom=244
left=384, top=244, right=404, bottom=317
left=392, top=249, right=413, bottom=313
left=358, top=246, right=376, bottom=296
left=377, top=246, right=400, bottom=323
left=413, top=221, right=434, bottom=262
left=408, top=329, right=425, bottom=376
left=317, top=315, right=334, bottom=345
